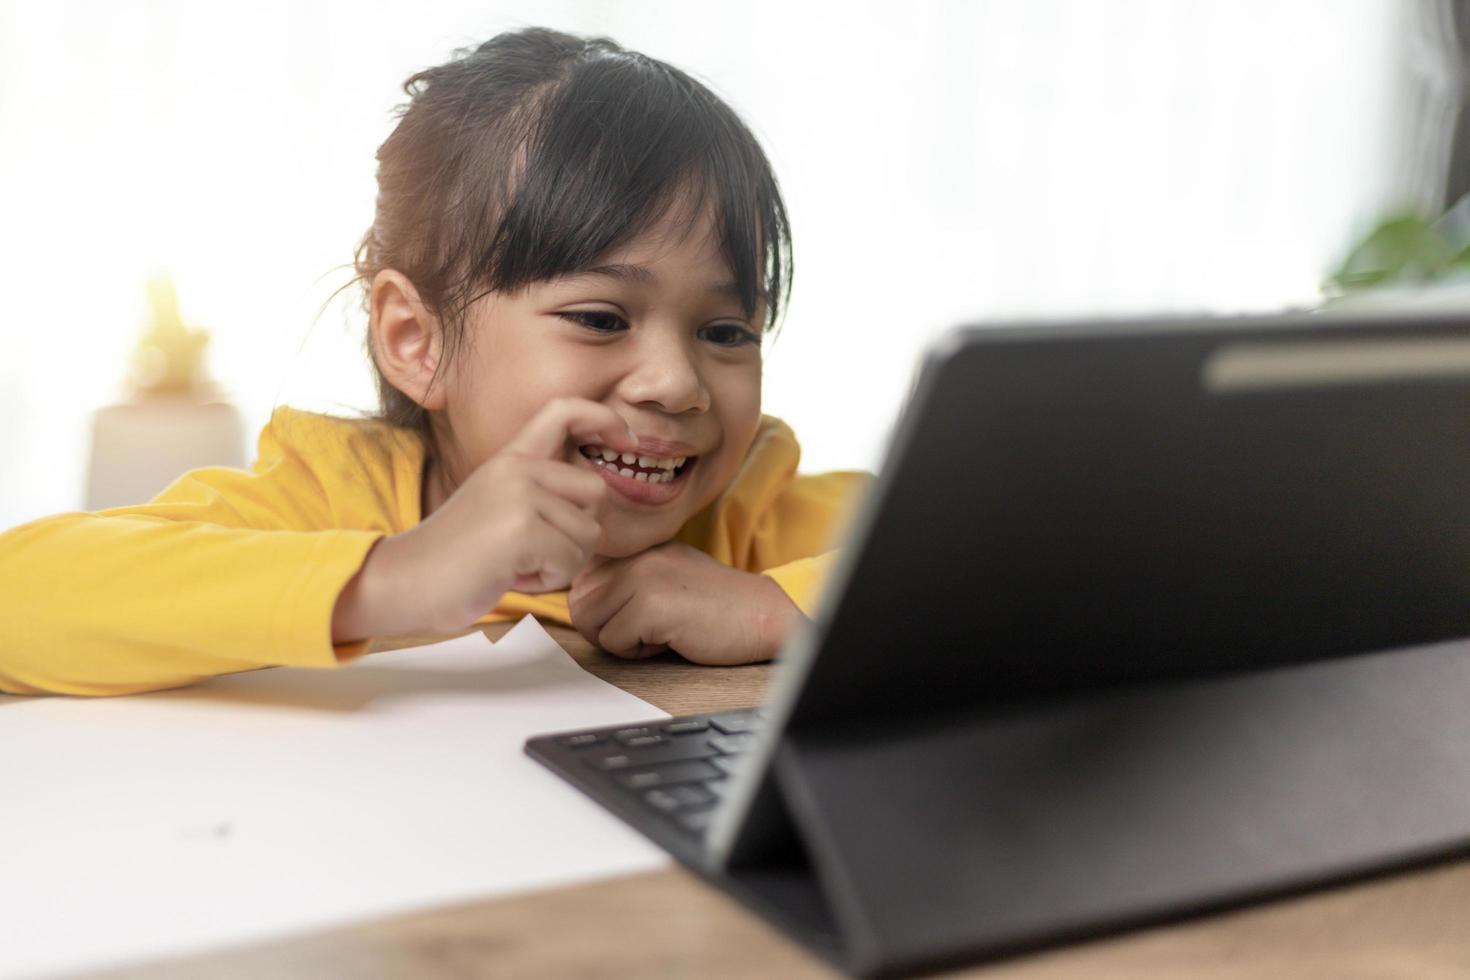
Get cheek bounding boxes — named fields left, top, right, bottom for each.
left=451, top=348, right=611, bottom=462
left=713, top=367, right=763, bottom=446
left=696, top=369, right=763, bottom=490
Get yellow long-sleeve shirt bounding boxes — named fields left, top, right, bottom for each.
left=0, top=407, right=870, bottom=696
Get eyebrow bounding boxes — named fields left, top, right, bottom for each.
left=565, top=263, right=754, bottom=304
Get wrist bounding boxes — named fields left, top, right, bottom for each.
left=330, top=531, right=432, bottom=643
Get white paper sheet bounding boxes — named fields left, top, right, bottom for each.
left=0, top=616, right=673, bottom=980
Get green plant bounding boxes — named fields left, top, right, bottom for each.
left=1325, top=196, right=1470, bottom=297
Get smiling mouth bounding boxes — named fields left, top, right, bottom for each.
left=577, top=445, right=697, bottom=485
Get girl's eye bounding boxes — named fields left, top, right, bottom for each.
left=558, top=311, right=758, bottom=347
left=559, top=311, right=627, bottom=333
left=700, top=324, right=761, bottom=348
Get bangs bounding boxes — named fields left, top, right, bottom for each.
left=477, top=54, right=791, bottom=331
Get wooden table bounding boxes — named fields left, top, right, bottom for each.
left=83, top=621, right=1470, bottom=979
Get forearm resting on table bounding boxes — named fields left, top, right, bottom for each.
left=334, top=536, right=823, bottom=655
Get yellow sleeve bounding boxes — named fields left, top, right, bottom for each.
left=750, top=470, right=873, bottom=617
left=0, top=513, right=383, bottom=696
left=760, top=550, right=842, bottom=619
left=0, top=415, right=401, bottom=696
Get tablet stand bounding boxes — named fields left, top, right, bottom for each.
left=721, top=639, right=1470, bottom=978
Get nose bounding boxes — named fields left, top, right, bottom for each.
left=619, top=330, right=710, bottom=415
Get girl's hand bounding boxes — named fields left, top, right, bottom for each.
left=332, top=398, right=637, bottom=642
left=566, top=541, right=806, bottom=666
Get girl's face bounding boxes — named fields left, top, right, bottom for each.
left=427, top=205, right=765, bottom=558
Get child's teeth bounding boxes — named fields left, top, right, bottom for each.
left=582, top=443, right=687, bottom=482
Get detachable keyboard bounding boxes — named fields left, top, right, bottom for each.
left=524, top=707, right=764, bottom=866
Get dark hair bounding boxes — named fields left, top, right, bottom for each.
left=351, top=27, right=794, bottom=441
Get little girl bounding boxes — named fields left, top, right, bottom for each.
left=0, top=27, right=870, bottom=697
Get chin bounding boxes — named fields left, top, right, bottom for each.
left=597, top=524, right=676, bottom=559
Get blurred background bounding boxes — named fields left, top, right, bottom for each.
left=0, top=0, right=1460, bottom=528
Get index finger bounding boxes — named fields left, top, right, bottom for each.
left=502, top=397, right=638, bottom=462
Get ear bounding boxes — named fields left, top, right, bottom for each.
left=370, top=269, right=449, bottom=410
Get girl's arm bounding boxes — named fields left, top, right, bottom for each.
left=0, top=409, right=413, bottom=696
left=0, top=478, right=386, bottom=696
left=0, top=398, right=638, bottom=696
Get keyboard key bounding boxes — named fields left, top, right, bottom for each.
left=643, top=784, right=716, bottom=812
left=710, top=755, right=747, bottom=776
left=557, top=732, right=607, bottom=748
left=708, top=733, right=755, bottom=754
left=614, top=760, right=721, bottom=789
left=676, top=807, right=719, bottom=834
left=613, top=727, right=661, bottom=745
left=662, top=720, right=710, bottom=735
left=585, top=738, right=720, bottom=771
left=710, top=712, right=762, bottom=735
left=620, top=734, right=666, bottom=748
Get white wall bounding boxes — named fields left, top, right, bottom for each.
left=0, top=0, right=1407, bottom=529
